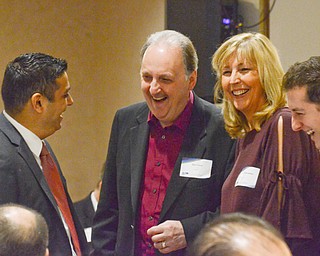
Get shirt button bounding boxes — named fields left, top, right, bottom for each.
left=152, top=188, right=157, bottom=194
left=156, top=161, right=161, bottom=166
left=161, top=135, right=166, bottom=140
left=148, top=242, right=153, bottom=248
left=148, top=216, right=153, bottom=221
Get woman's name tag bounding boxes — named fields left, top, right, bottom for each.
left=235, top=166, right=260, bottom=188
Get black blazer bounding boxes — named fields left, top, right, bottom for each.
left=74, top=193, right=95, bottom=229
left=74, top=193, right=95, bottom=254
left=92, top=94, right=235, bottom=255
left=0, top=113, right=89, bottom=256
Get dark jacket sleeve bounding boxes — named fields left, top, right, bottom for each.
left=92, top=110, right=120, bottom=255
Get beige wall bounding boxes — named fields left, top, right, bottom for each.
left=239, top=0, right=320, bottom=71
left=0, top=1, right=165, bottom=201
left=270, top=0, right=320, bottom=71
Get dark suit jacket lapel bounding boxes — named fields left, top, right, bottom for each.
left=18, top=142, right=60, bottom=212
left=130, top=105, right=150, bottom=220
left=83, top=194, right=95, bottom=221
left=76, top=194, right=95, bottom=227
left=0, top=114, right=60, bottom=213
left=160, top=95, right=207, bottom=220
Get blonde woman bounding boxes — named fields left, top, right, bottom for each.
left=212, top=32, right=320, bottom=255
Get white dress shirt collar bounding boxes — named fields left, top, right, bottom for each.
left=3, top=110, right=42, bottom=158
left=90, top=191, right=98, bottom=212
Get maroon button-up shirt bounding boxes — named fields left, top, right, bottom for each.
left=136, top=92, right=194, bottom=256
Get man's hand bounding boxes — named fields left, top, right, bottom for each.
left=147, top=220, right=187, bottom=254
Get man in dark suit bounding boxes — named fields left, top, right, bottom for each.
left=92, top=30, right=235, bottom=256
left=74, top=179, right=102, bottom=247
left=74, top=183, right=98, bottom=230
left=0, top=53, right=89, bottom=256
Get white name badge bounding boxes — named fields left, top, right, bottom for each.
left=235, top=166, right=260, bottom=188
left=179, top=157, right=212, bottom=179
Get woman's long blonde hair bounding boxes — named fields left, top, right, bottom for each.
left=212, top=32, right=286, bottom=138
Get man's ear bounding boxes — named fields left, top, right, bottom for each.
left=188, top=70, right=197, bottom=90
left=30, top=93, right=46, bottom=113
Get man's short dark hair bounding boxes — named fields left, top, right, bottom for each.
left=0, top=203, right=49, bottom=256
left=1, top=52, right=68, bottom=115
left=283, top=56, right=320, bottom=104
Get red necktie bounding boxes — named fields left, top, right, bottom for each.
left=40, top=142, right=82, bottom=256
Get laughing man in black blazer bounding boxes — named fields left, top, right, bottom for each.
left=0, top=53, right=89, bottom=256
left=92, top=30, right=235, bottom=256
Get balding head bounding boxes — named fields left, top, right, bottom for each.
left=0, top=204, right=49, bottom=256
left=189, top=213, right=292, bottom=256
